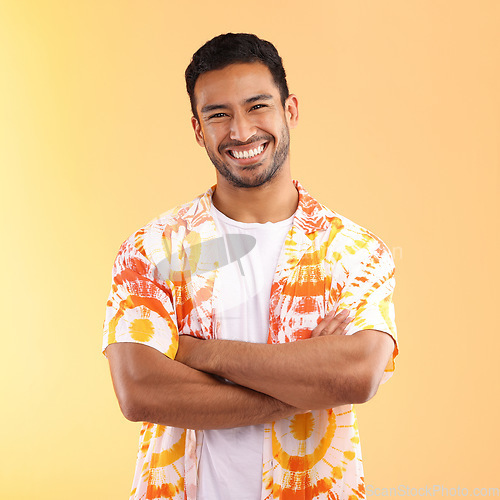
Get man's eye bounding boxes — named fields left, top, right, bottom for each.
left=209, top=113, right=227, bottom=119
left=251, top=104, right=267, bottom=111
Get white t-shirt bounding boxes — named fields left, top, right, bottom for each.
left=196, top=203, right=294, bottom=500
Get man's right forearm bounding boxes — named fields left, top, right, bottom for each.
left=106, top=342, right=299, bottom=430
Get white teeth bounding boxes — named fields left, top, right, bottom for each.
left=230, top=144, right=265, bottom=159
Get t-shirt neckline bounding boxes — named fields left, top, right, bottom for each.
left=210, top=202, right=295, bottom=229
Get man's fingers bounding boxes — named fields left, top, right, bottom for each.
left=333, top=311, right=353, bottom=335
left=310, top=309, right=354, bottom=338
left=310, top=310, right=335, bottom=338
left=319, top=309, right=352, bottom=336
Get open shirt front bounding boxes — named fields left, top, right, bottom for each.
left=102, top=180, right=398, bottom=500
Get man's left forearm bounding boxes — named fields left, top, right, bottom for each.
left=176, top=330, right=394, bottom=410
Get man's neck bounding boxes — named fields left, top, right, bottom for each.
left=212, top=174, right=299, bottom=224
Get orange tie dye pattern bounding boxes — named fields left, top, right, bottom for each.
left=102, top=180, right=398, bottom=500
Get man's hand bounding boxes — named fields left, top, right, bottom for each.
left=171, top=307, right=394, bottom=410
left=310, top=309, right=354, bottom=337
left=176, top=309, right=354, bottom=367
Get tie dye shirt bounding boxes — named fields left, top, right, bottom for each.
left=102, top=180, right=398, bottom=500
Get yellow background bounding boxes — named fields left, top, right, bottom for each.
left=1, top=0, right=499, bottom=498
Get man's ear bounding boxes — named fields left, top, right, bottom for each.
left=191, top=116, right=205, bottom=147
left=284, top=94, right=299, bottom=130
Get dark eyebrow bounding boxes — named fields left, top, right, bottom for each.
left=201, top=103, right=229, bottom=114
left=244, top=94, right=273, bottom=104
left=201, top=94, right=274, bottom=115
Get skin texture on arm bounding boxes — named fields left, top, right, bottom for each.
left=105, top=342, right=300, bottom=430
left=105, top=310, right=382, bottom=429
left=176, top=310, right=396, bottom=410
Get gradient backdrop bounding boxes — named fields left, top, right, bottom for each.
left=1, top=1, right=499, bottom=499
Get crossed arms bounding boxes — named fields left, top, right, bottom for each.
left=106, top=309, right=395, bottom=430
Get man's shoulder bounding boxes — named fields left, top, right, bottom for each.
left=150, top=193, right=206, bottom=230
left=317, top=200, right=393, bottom=261
left=295, top=181, right=388, bottom=250
left=118, top=188, right=213, bottom=264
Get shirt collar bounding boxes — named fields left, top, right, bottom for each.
left=184, top=180, right=330, bottom=235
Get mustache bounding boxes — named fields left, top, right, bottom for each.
left=219, top=135, right=272, bottom=151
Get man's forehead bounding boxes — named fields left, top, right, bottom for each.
left=194, top=62, right=280, bottom=109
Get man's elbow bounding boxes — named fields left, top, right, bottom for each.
left=114, top=382, right=147, bottom=422
left=355, top=368, right=383, bottom=404
left=349, top=330, right=394, bottom=404
left=320, top=370, right=379, bottom=407
left=120, top=399, right=145, bottom=422
left=326, top=368, right=382, bottom=406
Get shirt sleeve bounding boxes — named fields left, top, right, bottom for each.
left=102, top=237, right=179, bottom=360
left=339, top=238, right=398, bottom=384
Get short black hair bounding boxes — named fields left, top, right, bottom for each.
left=185, top=33, right=289, bottom=118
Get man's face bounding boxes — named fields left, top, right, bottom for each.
left=191, top=62, right=298, bottom=189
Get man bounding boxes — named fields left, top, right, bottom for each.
left=103, top=33, right=398, bottom=500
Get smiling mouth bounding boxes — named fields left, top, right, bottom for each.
left=226, top=142, right=268, bottom=161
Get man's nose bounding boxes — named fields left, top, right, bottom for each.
left=229, top=112, right=256, bottom=143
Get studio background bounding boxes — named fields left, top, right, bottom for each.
left=1, top=1, right=498, bottom=498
